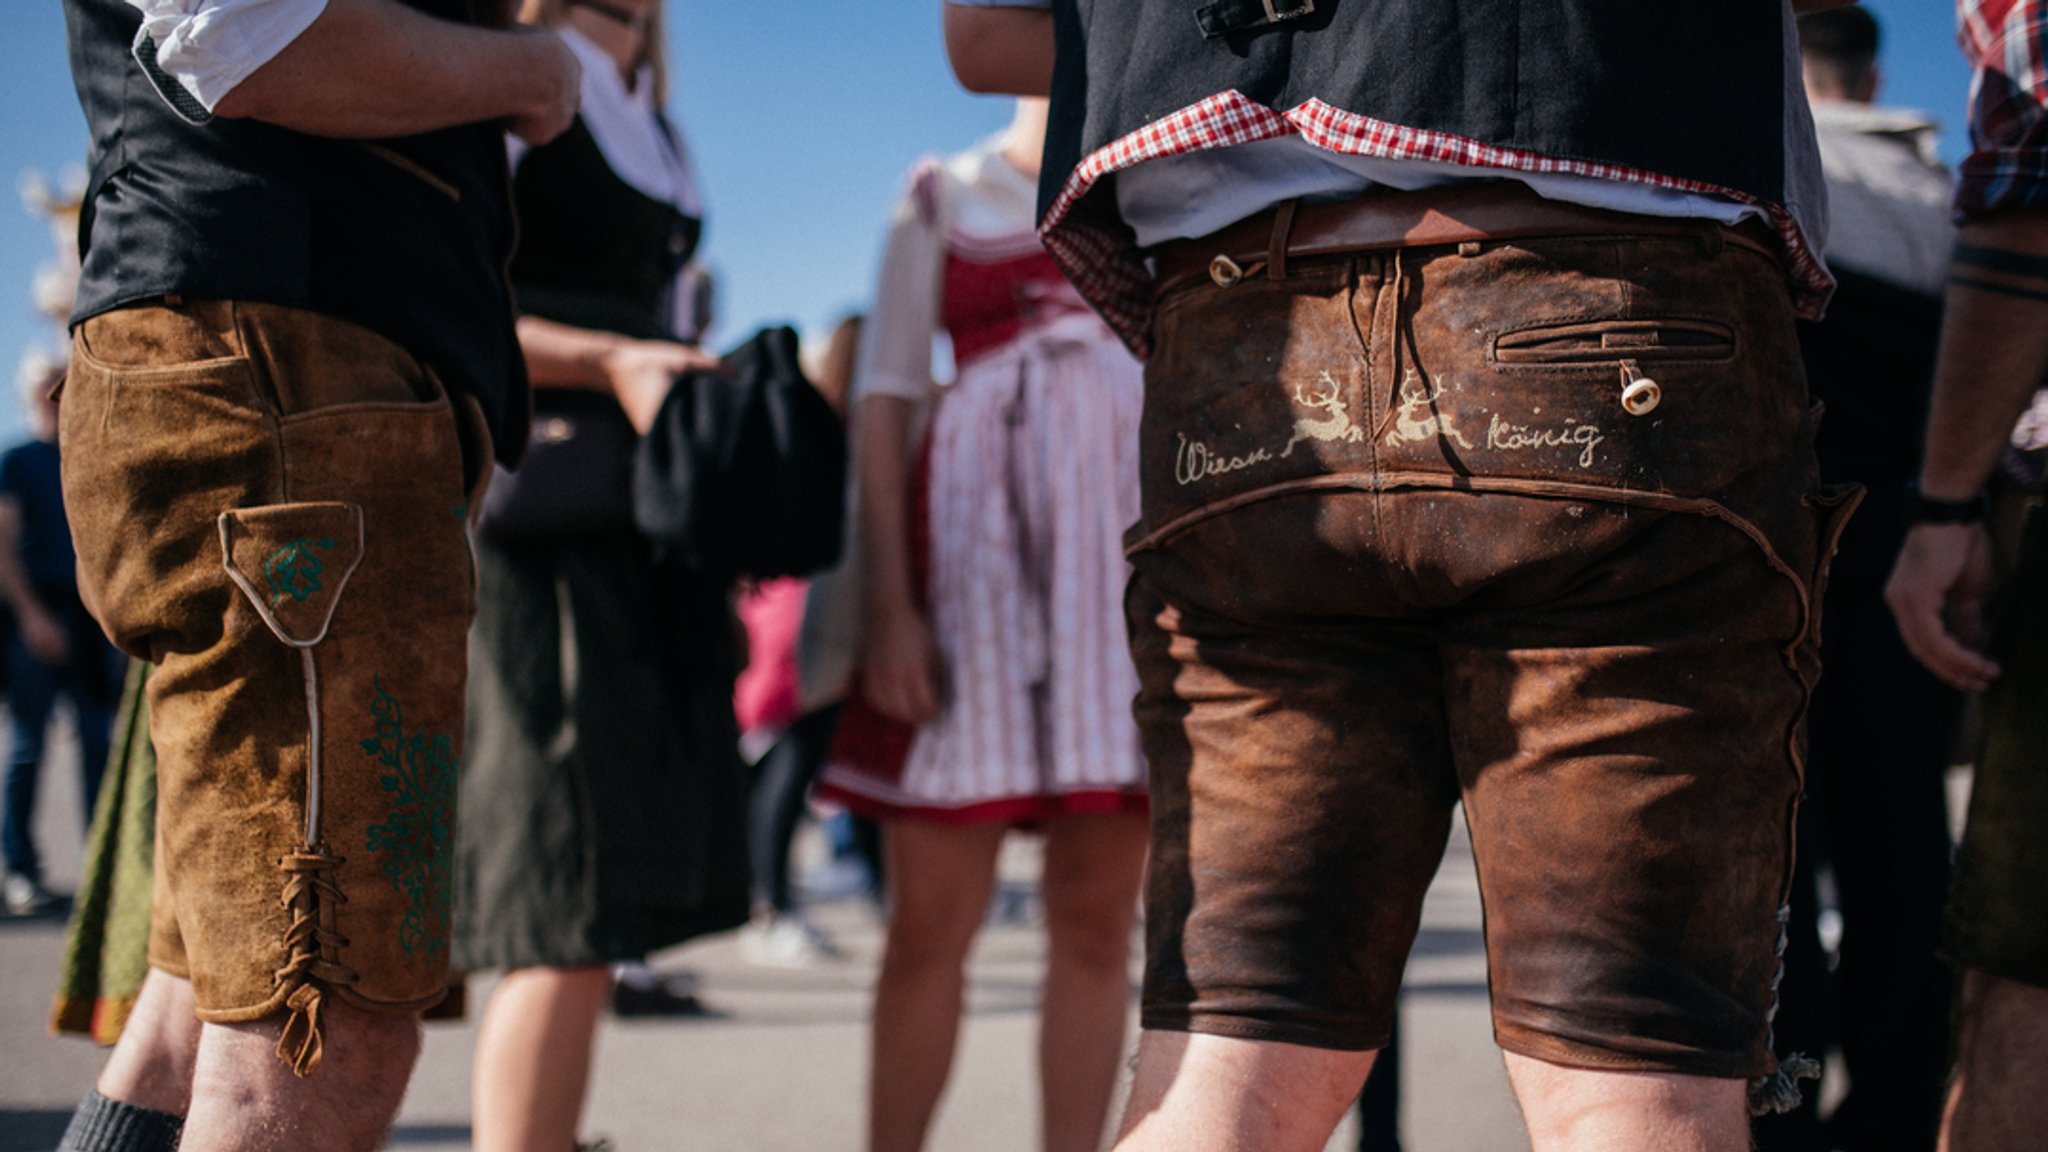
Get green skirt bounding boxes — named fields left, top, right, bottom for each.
left=51, top=661, right=155, bottom=1044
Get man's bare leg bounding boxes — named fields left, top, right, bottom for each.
left=1940, top=969, right=2048, bottom=1152
left=96, top=969, right=202, bottom=1116
left=1503, top=1052, right=1746, bottom=1152
left=177, top=996, right=422, bottom=1152
left=57, top=970, right=199, bottom=1152
left=1112, top=1030, right=1375, bottom=1152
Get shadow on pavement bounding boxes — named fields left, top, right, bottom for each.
left=0, top=898, right=74, bottom=930
left=390, top=1123, right=474, bottom=1145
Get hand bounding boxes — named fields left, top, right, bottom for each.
left=508, top=26, right=581, bottom=145
left=602, top=340, right=722, bottom=433
left=1885, top=522, right=2000, bottom=692
left=862, top=606, right=943, bottom=726
left=19, top=606, right=70, bottom=665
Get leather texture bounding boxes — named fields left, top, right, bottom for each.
left=61, top=300, right=487, bottom=1074
left=1127, top=227, right=1858, bottom=1083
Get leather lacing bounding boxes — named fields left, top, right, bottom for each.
left=1747, top=903, right=1820, bottom=1115
left=274, top=848, right=355, bottom=1077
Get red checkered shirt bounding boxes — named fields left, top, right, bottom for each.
left=1956, top=0, right=2048, bottom=220
left=1038, top=92, right=1835, bottom=358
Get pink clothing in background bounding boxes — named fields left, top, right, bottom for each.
left=735, top=577, right=808, bottom=738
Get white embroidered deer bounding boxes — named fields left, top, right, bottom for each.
left=1385, top=370, right=1474, bottom=450
left=1280, top=372, right=1366, bottom=458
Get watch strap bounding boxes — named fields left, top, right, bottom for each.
left=1902, top=482, right=1988, bottom=526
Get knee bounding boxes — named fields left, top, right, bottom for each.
left=279, top=999, right=422, bottom=1111
left=1957, top=970, right=2048, bottom=1063
left=881, top=896, right=985, bottom=975
left=187, top=1003, right=422, bottom=1147
left=327, top=1000, right=423, bottom=1090
left=1044, top=889, right=1137, bottom=974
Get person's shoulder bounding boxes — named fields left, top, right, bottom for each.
left=1811, top=103, right=1946, bottom=162
left=900, top=153, right=952, bottom=225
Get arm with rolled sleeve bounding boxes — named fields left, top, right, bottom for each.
left=126, top=0, right=328, bottom=117
left=1886, top=0, right=2048, bottom=691
left=126, top=0, right=579, bottom=143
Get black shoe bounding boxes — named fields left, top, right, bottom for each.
left=609, top=976, right=720, bottom=1019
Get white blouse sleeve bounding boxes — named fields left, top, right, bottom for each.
left=854, top=170, right=947, bottom=406
left=125, top=0, right=328, bottom=120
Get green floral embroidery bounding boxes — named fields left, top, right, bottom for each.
left=263, top=538, right=338, bottom=609
left=360, top=679, right=456, bottom=957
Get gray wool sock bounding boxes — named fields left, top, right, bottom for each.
left=56, top=1090, right=183, bottom=1152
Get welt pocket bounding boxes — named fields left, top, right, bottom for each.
left=1492, top=319, right=1736, bottom=366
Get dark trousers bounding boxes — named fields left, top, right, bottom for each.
left=1752, top=566, right=1959, bottom=1151
left=747, top=705, right=841, bottom=912
left=2, top=594, right=120, bottom=881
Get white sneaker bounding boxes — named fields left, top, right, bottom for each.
left=739, top=913, right=842, bottom=969
left=3, top=872, right=56, bottom=916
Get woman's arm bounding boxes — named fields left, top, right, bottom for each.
left=515, top=315, right=720, bottom=433
left=855, top=395, right=943, bottom=724
left=850, top=165, right=950, bottom=725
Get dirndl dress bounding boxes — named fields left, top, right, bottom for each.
left=818, top=140, right=1148, bottom=825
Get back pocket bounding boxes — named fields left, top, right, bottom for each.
left=1493, top=319, right=1736, bottom=367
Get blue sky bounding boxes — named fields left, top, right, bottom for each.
left=0, top=2, right=1972, bottom=440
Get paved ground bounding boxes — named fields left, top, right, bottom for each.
left=0, top=711, right=1532, bottom=1152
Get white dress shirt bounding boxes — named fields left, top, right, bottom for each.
left=124, top=0, right=328, bottom=113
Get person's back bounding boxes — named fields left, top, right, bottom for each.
left=946, top=4, right=1856, bottom=1150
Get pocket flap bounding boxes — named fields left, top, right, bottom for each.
left=218, top=503, right=365, bottom=648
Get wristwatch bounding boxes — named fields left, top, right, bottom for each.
left=1902, top=481, right=1989, bottom=526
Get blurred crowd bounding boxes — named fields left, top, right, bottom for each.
left=7, top=3, right=2048, bottom=1152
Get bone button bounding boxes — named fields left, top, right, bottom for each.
left=1621, top=375, right=1662, bottom=416
left=1209, top=255, right=1244, bottom=287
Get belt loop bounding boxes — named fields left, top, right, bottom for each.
left=1268, top=198, right=1300, bottom=281
left=1699, top=221, right=1725, bottom=260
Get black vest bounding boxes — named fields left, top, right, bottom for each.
left=508, top=115, right=701, bottom=342
left=63, top=0, right=528, bottom=463
left=1043, top=0, right=1791, bottom=224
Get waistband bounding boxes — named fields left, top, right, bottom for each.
left=1151, top=181, right=1785, bottom=299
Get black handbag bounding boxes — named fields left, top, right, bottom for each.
left=633, top=325, right=848, bottom=578
left=477, top=389, right=639, bottom=544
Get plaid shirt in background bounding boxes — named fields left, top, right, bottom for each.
left=1957, top=0, right=2048, bottom=219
